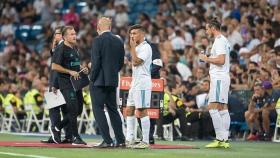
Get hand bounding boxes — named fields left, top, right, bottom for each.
left=251, top=94, right=260, bottom=102
left=88, top=62, right=92, bottom=69
left=169, top=108, right=176, bottom=116
left=51, top=87, right=57, bottom=94
left=52, top=39, right=58, bottom=49
left=81, top=67, right=89, bottom=74
left=129, top=37, right=137, bottom=50
left=198, top=53, right=208, bottom=62
left=189, top=108, right=195, bottom=112
left=69, top=70, right=79, bottom=80
left=263, top=103, right=270, bottom=109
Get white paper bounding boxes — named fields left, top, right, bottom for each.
left=44, top=89, right=66, bottom=109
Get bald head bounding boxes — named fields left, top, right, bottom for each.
left=98, top=17, right=111, bottom=26
left=97, top=17, right=112, bottom=34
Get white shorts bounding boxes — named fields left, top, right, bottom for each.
left=209, top=76, right=230, bottom=104
left=126, top=89, right=151, bottom=109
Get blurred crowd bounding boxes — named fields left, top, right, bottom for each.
left=0, top=0, right=280, bottom=140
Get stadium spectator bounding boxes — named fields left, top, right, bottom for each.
left=245, top=81, right=278, bottom=141
left=157, top=81, right=188, bottom=141
left=115, top=4, right=128, bottom=29
left=185, top=80, right=214, bottom=140
left=63, top=5, right=80, bottom=30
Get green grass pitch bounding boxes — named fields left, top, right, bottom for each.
left=0, top=133, right=279, bottom=158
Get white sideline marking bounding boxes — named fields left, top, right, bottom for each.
left=0, top=151, right=56, bottom=158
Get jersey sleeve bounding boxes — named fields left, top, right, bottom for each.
left=137, top=45, right=151, bottom=62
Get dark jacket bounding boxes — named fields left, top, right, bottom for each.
left=49, top=42, right=63, bottom=90
left=149, top=42, right=162, bottom=79
left=90, top=32, right=125, bottom=87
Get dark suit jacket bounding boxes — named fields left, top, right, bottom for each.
left=49, top=41, right=64, bottom=90
left=49, top=49, right=59, bottom=90
left=90, top=32, right=125, bottom=87
left=148, top=41, right=162, bottom=79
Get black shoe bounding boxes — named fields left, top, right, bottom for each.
left=94, top=141, right=113, bottom=148
left=41, top=136, right=55, bottom=143
left=263, top=133, right=271, bottom=141
left=114, top=142, right=126, bottom=148
left=72, top=136, right=87, bottom=145
left=157, top=137, right=166, bottom=141
left=49, top=127, right=61, bottom=144
left=149, top=138, right=155, bottom=144
left=61, top=138, right=73, bottom=144
left=181, top=136, right=194, bottom=141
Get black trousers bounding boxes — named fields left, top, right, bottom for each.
left=157, top=108, right=188, bottom=138
left=60, top=89, right=83, bottom=138
left=90, top=84, right=125, bottom=144
left=49, top=104, right=72, bottom=139
left=185, top=112, right=214, bottom=139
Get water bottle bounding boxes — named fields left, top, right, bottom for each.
left=199, top=50, right=205, bottom=63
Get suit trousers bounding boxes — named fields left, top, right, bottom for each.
left=90, top=84, right=125, bottom=144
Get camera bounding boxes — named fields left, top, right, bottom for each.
left=252, top=96, right=260, bottom=102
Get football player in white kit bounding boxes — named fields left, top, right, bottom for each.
left=199, top=17, right=231, bottom=149
left=126, top=24, right=152, bottom=149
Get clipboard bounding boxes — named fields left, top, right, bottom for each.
left=70, top=70, right=90, bottom=91
left=44, top=89, right=66, bottom=109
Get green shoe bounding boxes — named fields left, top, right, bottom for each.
left=205, top=140, right=222, bottom=148
left=220, top=140, right=230, bottom=149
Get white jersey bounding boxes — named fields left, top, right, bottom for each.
left=131, top=41, right=152, bottom=90
left=209, top=34, right=231, bottom=77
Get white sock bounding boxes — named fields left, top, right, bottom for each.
left=140, top=116, right=150, bottom=144
left=126, top=116, right=135, bottom=142
left=219, top=110, right=231, bottom=141
left=209, top=109, right=223, bottom=141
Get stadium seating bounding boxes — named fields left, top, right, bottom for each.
left=128, top=0, right=158, bottom=24
left=1, top=105, right=22, bottom=132
left=15, top=25, right=31, bottom=42
left=0, top=40, right=7, bottom=52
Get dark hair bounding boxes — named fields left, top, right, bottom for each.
left=249, top=61, right=258, bottom=67
left=52, top=26, right=64, bottom=40
left=202, top=79, right=210, bottom=85
left=62, top=25, right=74, bottom=36
left=221, top=25, right=227, bottom=32
left=54, top=26, right=64, bottom=34
left=265, top=38, right=275, bottom=49
left=256, top=17, right=264, bottom=25
left=207, top=17, right=221, bottom=30
left=175, top=30, right=181, bottom=36
left=261, top=67, right=271, bottom=77
left=167, top=81, right=176, bottom=92
left=128, top=24, right=146, bottom=33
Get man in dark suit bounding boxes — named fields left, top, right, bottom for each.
left=89, top=17, right=125, bottom=148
